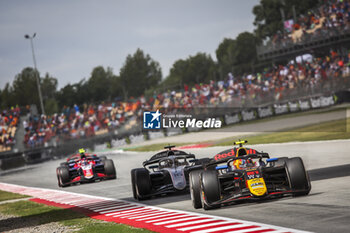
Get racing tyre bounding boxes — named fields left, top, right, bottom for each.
left=285, top=157, right=311, bottom=196
left=104, top=159, right=116, bottom=179
left=133, top=168, right=151, bottom=200
left=201, top=170, right=221, bottom=210
left=189, top=170, right=203, bottom=209
left=57, top=166, right=70, bottom=187
left=99, top=156, right=107, bottom=161
left=130, top=169, right=137, bottom=199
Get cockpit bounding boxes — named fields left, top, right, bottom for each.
left=158, top=156, right=189, bottom=169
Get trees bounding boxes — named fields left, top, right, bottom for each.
left=232, top=32, right=257, bottom=74
left=0, top=83, right=14, bottom=110
left=41, top=73, right=58, bottom=114
left=87, top=66, right=112, bottom=102
left=11, top=67, right=40, bottom=108
left=0, top=67, right=60, bottom=114
left=216, top=32, right=257, bottom=77
left=216, top=38, right=236, bottom=78
left=119, top=49, right=162, bottom=99
left=163, top=52, right=216, bottom=89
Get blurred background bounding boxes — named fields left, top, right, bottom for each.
left=0, top=0, right=349, bottom=168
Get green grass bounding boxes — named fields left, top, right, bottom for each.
left=0, top=190, right=29, bottom=202
left=215, top=118, right=350, bottom=146
left=0, top=199, right=153, bottom=233
left=125, top=118, right=350, bottom=151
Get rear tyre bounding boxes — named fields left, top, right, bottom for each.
left=201, top=170, right=221, bottom=210
left=133, top=168, right=151, bottom=200
left=104, top=159, right=117, bottom=179
left=285, top=157, right=311, bottom=196
left=189, top=170, right=203, bottom=209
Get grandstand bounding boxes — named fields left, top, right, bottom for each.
left=0, top=106, right=20, bottom=152
left=1, top=0, right=350, bottom=169
left=257, top=0, right=350, bottom=62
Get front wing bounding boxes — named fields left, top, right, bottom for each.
left=208, top=189, right=308, bottom=207
left=64, top=172, right=114, bottom=186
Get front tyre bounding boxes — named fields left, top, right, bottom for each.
left=189, top=170, right=203, bottom=209
left=57, top=166, right=70, bottom=187
left=130, top=169, right=137, bottom=199
left=201, top=170, right=221, bottom=210
left=132, top=168, right=151, bottom=200
left=285, top=157, right=311, bottom=196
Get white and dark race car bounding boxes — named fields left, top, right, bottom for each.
left=189, top=140, right=311, bottom=210
left=131, top=145, right=210, bottom=200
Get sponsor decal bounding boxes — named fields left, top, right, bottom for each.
left=299, top=100, right=311, bottom=110
left=250, top=181, right=265, bottom=189
left=310, top=97, right=321, bottom=108
left=320, top=96, right=335, bottom=107
left=241, top=110, right=256, bottom=121
left=214, top=149, right=236, bottom=160
left=288, top=101, right=299, bottom=112
left=258, top=106, right=273, bottom=118
left=247, top=177, right=267, bottom=196
left=224, top=113, right=240, bottom=125
left=274, top=103, right=289, bottom=114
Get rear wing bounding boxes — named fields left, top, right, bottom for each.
left=143, top=153, right=195, bottom=167
left=206, top=152, right=269, bottom=169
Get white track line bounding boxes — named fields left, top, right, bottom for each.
left=166, top=218, right=215, bottom=228
left=146, top=214, right=189, bottom=223
left=191, top=224, right=258, bottom=233
left=126, top=211, right=166, bottom=219
left=109, top=207, right=146, bottom=217
left=178, top=221, right=235, bottom=231
left=136, top=212, right=180, bottom=221
left=0, top=182, right=311, bottom=233
left=154, top=216, right=204, bottom=225
left=224, top=227, right=276, bottom=233
left=100, top=205, right=138, bottom=214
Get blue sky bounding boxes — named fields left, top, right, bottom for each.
left=0, top=0, right=259, bottom=89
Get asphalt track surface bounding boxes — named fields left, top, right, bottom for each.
left=1, top=140, right=350, bottom=233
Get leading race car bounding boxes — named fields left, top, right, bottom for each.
left=189, top=140, right=311, bottom=210
left=56, top=149, right=116, bottom=187
left=131, top=145, right=210, bottom=200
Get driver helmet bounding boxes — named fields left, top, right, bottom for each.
left=166, top=159, right=173, bottom=167
left=79, top=148, right=86, bottom=159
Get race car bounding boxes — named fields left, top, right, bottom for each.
left=189, top=140, right=311, bottom=210
left=131, top=145, right=210, bottom=200
left=56, top=149, right=116, bottom=187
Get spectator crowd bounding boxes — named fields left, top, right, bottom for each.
left=18, top=49, right=350, bottom=149
left=269, top=0, right=350, bottom=49
left=1, top=0, right=350, bottom=151
left=0, top=106, right=20, bottom=152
